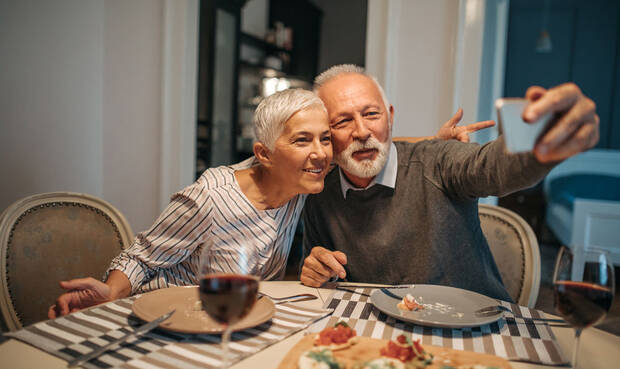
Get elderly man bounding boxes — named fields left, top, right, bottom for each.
left=300, top=64, right=598, bottom=301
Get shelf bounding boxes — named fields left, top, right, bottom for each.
left=239, top=61, right=287, bottom=76
left=240, top=32, right=290, bottom=55
left=239, top=61, right=312, bottom=85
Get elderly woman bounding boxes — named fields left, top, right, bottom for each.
left=49, top=89, right=332, bottom=317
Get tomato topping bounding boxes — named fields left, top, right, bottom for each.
left=316, top=324, right=356, bottom=345
left=380, top=340, right=415, bottom=362
left=413, top=339, right=424, bottom=355
left=380, top=334, right=425, bottom=362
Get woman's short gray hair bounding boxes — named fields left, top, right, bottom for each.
left=313, top=64, right=391, bottom=116
left=254, top=88, right=326, bottom=150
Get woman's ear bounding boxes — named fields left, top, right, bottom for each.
left=254, top=142, right=272, bottom=167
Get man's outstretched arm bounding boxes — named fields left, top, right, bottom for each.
left=432, top=82, right=598, bottom=199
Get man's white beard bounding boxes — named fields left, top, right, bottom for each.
left=335, top=135, right=390, bottom=180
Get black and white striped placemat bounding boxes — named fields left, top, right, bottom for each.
left=5, top=295, right=332, bottom=369
left=308, top=288, right=567, bottom=366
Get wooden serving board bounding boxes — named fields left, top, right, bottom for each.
left=277, top=335, right=513, bottom=369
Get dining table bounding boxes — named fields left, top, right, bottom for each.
left=0, top=281, right=618, bottom=369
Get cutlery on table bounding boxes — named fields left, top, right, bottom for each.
left=380, top=288, right=405, bottom=300
left=336, top=283, right=412, bottom=289
left=333, top=285, right=411, bottom=298
left=67, top=309, right=176, bottom=368
left=336, top=287, right=371, bottom=297
left=475, top=305, right=565, bottom=323
left=258, top=292, right=318, bottom=304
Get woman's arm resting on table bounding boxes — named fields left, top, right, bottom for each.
left=393, top=108, right=495, bottom=143
left=48, top=270, right=131, bottom=319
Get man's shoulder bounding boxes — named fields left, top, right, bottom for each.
left=393, top=139, right=447, bottom=165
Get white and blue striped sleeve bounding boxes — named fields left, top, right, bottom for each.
left=107, top=181, right=213, bottom=293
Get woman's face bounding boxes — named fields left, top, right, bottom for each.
left=269, top=106, right=333, bottom=194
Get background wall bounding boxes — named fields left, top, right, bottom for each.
left=366, top=0, right=505, bottom=146
left=366, top=0, right=461, bottom=138
left=103, top=0, right=163, bottom=232
left=0, top=0, right=172, bottom=232
left=1, top=0, right=106, bottom=216
left=504, top=0, right=620, bottom=149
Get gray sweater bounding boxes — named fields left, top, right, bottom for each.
left=302, top=138, right=554, bottom=302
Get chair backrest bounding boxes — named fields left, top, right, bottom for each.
left=478, top=204, right=540, bottom=307
left=0, top=192, right=133, bottom=331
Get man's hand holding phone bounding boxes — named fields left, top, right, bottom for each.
left=496, top=98, right=551, bottom=153
left=497, top=83, right=599, bottom=163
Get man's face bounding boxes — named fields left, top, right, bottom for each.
left=317, top=73, right=393, bottom=184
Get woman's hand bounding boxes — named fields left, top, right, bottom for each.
left=48, top=277, right=113, bottom=318
left=48, top=270, right=131, bottom=318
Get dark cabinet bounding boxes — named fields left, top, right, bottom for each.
left=196, top=0, right=245, bottom=176
left=269, top=0, right=323, bottom=82
left=195, top=0, right=322, bottom=176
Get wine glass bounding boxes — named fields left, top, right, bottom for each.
left=199, top=246, right=259, bottom=368
left=552, top=247, right=615, bottom=368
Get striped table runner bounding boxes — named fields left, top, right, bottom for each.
left=309, top=288, right=567, bottom=366
left=5, top=295, right=332, bottom=369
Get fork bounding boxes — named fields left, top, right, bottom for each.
left=258, top=292, right=318, bottom=304
left=475, top=305, right=565, bottom=323
left=475, top=305, right=513, bottom=315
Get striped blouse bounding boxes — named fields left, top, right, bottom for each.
left=108, top=159, right=306, bottom=294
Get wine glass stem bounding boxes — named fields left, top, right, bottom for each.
left=571, top=328, right=583, bottom=369
left=221, top=326, right=232, bottom=368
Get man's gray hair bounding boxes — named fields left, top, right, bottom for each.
left=254, top=88, right=326, bottom=150
left=313, top=64, right=391, bottom=113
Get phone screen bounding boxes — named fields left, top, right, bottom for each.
left=496, top=98, right=552, bottom=153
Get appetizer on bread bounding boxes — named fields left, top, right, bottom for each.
left=298, top=349, right=342, bottom=369
left=314, top=321, right=359, bottom=350
left=354, top=334, right=433, bottom=369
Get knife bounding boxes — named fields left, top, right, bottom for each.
left=380, top=288, right=405, bottom=300
left=68, top=309, right=176, bottom=368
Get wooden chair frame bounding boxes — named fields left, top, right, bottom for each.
left=479, top=204, right=541, bottom=308
left=0, top=192, right=133, bottom=331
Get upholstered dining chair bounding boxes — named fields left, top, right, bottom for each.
left=0, top=192, right=133, bottom=331
left=478, top=204, right=541, bottom=308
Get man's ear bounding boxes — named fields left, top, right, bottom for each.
left=254, top=142, right=272, bottom=167
left=388, top=105, right=395, bottom=129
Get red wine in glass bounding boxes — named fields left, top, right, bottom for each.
left=553, top=247, right=615, bottom=369
left=199, top=273, right=259, bottom=324
left=553, top=280, right=613, bottom=328
left=199, top=246, right=261, bottom=368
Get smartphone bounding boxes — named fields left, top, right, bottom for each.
left=496, top=98, right=553, bottom=153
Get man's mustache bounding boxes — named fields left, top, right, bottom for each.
left=345, top=137, right=382, bottom=153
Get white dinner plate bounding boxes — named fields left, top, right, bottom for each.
left=369, top=285, right=503, bottom=328
left=132, top=286, right=275, bottom=334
